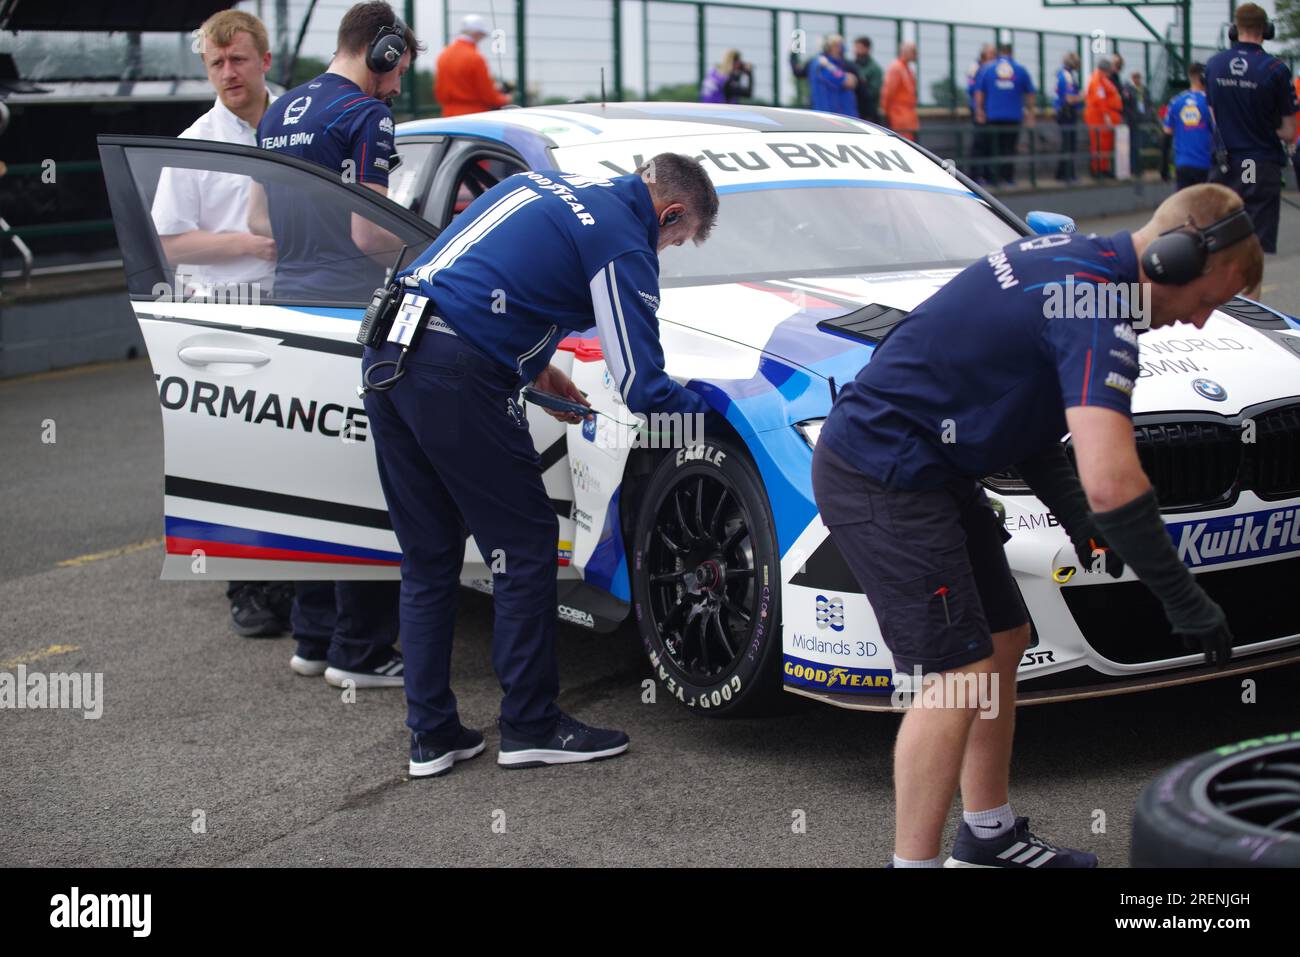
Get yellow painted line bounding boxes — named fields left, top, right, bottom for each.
left=57, top=537, right=163, bottom=568
left=0, top=357, right=148, bottom=388
left=0, top=644, right=81, bottom=670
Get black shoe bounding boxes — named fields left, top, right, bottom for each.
left=266, top=582, right=295, bottom=632
left=409, top=726, right=486, bottom=778
left=229, top=583, right=282, bottom=638
left=497, top=712, right=629, bottom=768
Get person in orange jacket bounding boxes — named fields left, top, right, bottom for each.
left=434, top=13, right=511, bottom=116
left=881, top=41, right=919, bottom=140
left=1084, top=56, right=1123, bottom=176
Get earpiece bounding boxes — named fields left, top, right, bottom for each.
left=1140, top=208, right=1255, bottom=285
left=661, top=210, right=682, bottom=228
left=367, top=15, right=408, bottom=74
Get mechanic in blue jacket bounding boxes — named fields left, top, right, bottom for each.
left=812, top=184, right=1259, bottom=868
left=362, top=154, right=718, bottom=777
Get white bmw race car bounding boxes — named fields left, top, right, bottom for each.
left=98, top=102, right=1300, bottom=717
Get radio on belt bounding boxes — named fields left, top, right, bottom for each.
left=356, top=242, right=411, bottom=348
left=357, top=245, right=444, bottom=397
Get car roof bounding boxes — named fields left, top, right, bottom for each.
left=396, top=101, right=899, bottom=166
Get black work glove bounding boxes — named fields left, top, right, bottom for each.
left=1093, top=489, right=1234, bottom=668
left=1068, top=522, right=1126, bottom=579
left=1015, top=444, right=1125, bottom=579
left=1178, top=614, right=1234, bottom=667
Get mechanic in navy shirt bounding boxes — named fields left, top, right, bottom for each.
left=1204, top=3, right=1297, bottom=279
left=257, top=2, right=424, bottom=691
left=362, top=155, right=718, bottom=777
left=1163, top=62, right=1214, bottom=191
left=254, top=1, right=417, bottom=302
left=973, top=43, right=1036, bottom=187
left=812, top=184, right=1261, bottom=868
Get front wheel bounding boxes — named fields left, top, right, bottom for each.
left=630, top=437, right=784, bottom=717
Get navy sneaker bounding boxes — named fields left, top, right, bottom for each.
left=945, top=817, right=1098, bottom=868
left=409, top=726, right=486, bottom=779
left=497, top=712, right=629, bottom=768
left=324, top=653, right=404, bottom=689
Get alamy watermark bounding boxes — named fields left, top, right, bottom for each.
left=1042, top=276, right=1151, bottom=329
left=1, top=666, right=103, bottom=719
left=891, top=666, right=1000, bottom=720
left=587, top=411, right=707, bottom=450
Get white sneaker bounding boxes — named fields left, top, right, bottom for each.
left=290, top=654, right=327, bottom=677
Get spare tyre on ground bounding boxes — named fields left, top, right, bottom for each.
left=1131, top=731, right=1300, bottom=867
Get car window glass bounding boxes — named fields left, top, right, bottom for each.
left=657, top=186, right=1020, bottom=285
left=449, top=156, right=525, bottom=219
left=387, top=141, right=434, bottom=212
left=123, top=145, right=432, bottom=305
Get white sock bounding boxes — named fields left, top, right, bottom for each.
left=892, top=853, right=943, bottom=868
left=963, top=803, right=1015, bottom=839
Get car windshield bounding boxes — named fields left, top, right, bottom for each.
left=658, top=185, right=1020, bottom=286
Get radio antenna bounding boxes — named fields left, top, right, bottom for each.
left=600, top=67, right=606, bottom=108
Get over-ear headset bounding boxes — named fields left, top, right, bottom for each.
left=367, top=13, right=408, bottom=73
left=1229, top=16, right=1275, bottom=43
left=1140, top=208, right=1255, bottom=285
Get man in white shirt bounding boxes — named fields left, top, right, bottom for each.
left=151, top=9, right=277, bottom=299
left=153, top=10, right=290, bottom=640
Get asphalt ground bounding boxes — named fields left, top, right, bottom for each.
left=3, top=205, right=1300, bottom=868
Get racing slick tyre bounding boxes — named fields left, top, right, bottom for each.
left=631, top=436, right=784, bottom=717
left=1130, top=732, right=1300, bottom=867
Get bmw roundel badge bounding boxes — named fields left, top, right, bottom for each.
left=1192, top=378, right=1227, bottom=402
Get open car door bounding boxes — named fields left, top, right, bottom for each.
left=97, top=135, right=438, bottom=580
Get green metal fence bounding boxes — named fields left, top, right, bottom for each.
left=440, top=0, right=1203, bottom=111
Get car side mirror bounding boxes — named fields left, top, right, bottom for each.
left=1026, top=210, right=1077, bottom=235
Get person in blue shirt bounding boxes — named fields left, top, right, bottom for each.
left=1163, top=62, right=1214, bottom=191
left=255, top=2, right=416, bottom=304
left=973, top=43, right=1037, bottom=186
left=251, top=2, right=424, bottom=692
left=362, top=155, right=718, bottom=777
left=1053, top=51, right=1083, bottom=183
left=809, top=35, right=859, bottom=118
left=811, top=184, right=1261, bottom=868
left=1204, top=2, right=1297, bottom=280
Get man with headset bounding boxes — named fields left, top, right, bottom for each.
left=361, top=155, right=718, bottom=777
left=1204, top=3, right=1296, bottom=295
left=254, top=1, right=423, bottom=688
left=812, top=184, right=1261, bottom=868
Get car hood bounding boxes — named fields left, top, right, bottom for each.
left=658, top=272, right=1300, bottom=417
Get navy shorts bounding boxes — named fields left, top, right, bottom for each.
left=811, top=444, right=1028, bottom=675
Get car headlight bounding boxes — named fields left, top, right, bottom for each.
left=795, top=418, right=824, bottom=449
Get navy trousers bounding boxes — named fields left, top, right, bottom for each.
left=362, top=332, right=561, bottom=745
left=291, top=580, right=399, bottom=671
